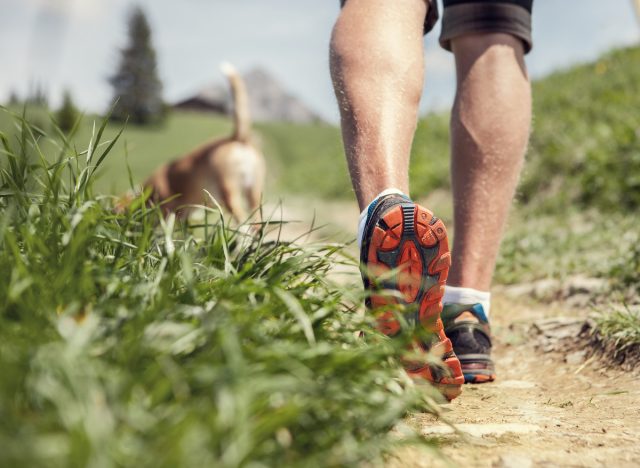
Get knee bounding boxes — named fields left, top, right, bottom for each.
left=329, top=17, right=356, bottom=73
left=330, top=14, right=386, bottom=76
left=452, top=33, right=531, bottom=141
left=452, top=32, right=527, bottom=66
left=330, top=1, right=426, bottom=78
left=452, top=33, right=529, bottom=101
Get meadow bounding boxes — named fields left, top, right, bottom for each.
left=0, top=112, right=445, bottom=466
left=4, top=47, right=640, bottom=212
left=0, top=107, right=351, bottom=198
left=1, top=45, right=639, bottom=465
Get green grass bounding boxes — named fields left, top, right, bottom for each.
left=257, top=121, right=352, bottom=198
left=0, top=107, right=234, bottom=194
left=408, top=113, right=452, bottom=197
left=494, top=209, right=640, bottom=286
left=522, top=46, right=640, bottom=212
left=0, top=104, right=451, bottom=202
left=0, top=113, right=441, bottom=466
left=608, top=232, right=640, bottom=298
left=414, top=45, right=640, bottom=213
left=0, top=106, right=353, bottom=198
left=4, top=43, right=640, bottom=384
left=494, top=207, right=640, bottom=357
left=594, top=231, right=640, bottom=357
left=594, top=306, right=640, bottom=358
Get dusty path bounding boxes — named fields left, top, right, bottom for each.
left=266, top=197, right=640, bottom=467
left=406, top=294, right=640, bottom=467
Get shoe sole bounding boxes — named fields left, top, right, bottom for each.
left=444, top=318, right=497, bottom=384
left=362, top=202, right=464, bottom=400
left=459, top=354, right=496, bottom=384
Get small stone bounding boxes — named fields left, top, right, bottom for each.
left=562, top=276, right=607, bottom=297
left=565, top=350, right=587, bottom=365
left=494, top=454, right=533, bottom=468
left=496, top=380, right=536, bottom=389
left=422, top=423, right=539, bottom=438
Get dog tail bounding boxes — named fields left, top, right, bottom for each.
left=221, top=62, right=251, bottom=143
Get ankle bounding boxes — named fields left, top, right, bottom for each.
left=443, top=285, right=491, bottom=317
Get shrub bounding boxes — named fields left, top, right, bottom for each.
left=56, top=89, right=80, bottom=133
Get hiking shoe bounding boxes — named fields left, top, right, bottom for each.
left=442, top=303, right=496, bottom=384
left=360, top=194, right=464, bottom=401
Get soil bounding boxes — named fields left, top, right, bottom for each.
left=402, top=294, right=640, bottom=467
left=265, top=198, right=640, bottom=468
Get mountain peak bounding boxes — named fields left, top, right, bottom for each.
left=174, top=66, right=324, bottom=124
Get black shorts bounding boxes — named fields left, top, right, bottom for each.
left=340, top=0, right=533, bottom=54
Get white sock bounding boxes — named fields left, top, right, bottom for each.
left=443, top=285, right=492, bottom=318
left=356, top=188, right=406, bottom=250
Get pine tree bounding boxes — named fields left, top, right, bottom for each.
left=56, top=90, right=79, bottom=133
left=27, top=83, right=48, bottom=108
left=8, top=90, right=19, bottom=106
left=109, top=7, right=164, bottom=125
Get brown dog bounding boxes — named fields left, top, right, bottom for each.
left=144, top=63, right=265, bottom=223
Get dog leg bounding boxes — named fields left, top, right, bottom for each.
left=221, top=184, right=248, bottom=224
left=247, top=183, right=262, bottom=218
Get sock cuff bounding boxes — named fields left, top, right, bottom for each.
left=443, top=285, right=492, bottom=317
left=443, top=285, right=490, bottom=302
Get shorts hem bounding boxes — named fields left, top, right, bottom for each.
left=439, top=2, right=533, bottom=54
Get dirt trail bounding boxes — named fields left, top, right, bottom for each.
left=266, top=198, right=640, bottom=467
left=406, top=294, right=640, bottom=467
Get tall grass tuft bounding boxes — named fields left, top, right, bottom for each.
left=0, top=108, right=437, bottom=467
left=594, top=306, right=640, bottom=356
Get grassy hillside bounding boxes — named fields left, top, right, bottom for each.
left=0, top=114, right=439, bottom=466
left=523, top=46, right=640, bottom=211
left=0, top=108, right=231, bottom=193
left=0, top=104, right=452, bottom=202
left=0, top=107, right=352, bottom=198
left=415, top=46, right=640, bottom=211
left=2, top=46, right=639, bottom=461
left=5, top=46, right=639, bottom=211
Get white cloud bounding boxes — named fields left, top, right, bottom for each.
left=20, top=0, right=112, bottom=19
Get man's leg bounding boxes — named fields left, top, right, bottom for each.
left=331, top=0, right=465, bottom=400
left=440, top=32, right=531, bottom=384
left=448, top=33, right=531, bottom=292
left=330, top=0, right=426, bottom=210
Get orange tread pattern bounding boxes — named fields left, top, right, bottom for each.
left=364, top=203, right=464, bottom=401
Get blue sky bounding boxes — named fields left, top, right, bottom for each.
left=1, top=0, right=639, bottom=122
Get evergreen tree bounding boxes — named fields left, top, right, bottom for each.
left=27, top=83, right=48, bottom=108
left=109, top=7, right=164, bottom=124
left=56, top=89, right=79, bottom=133
left=8, top=90, right=19, bottom=106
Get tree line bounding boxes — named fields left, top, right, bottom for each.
left=7, top=6, right=165, bottom=130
